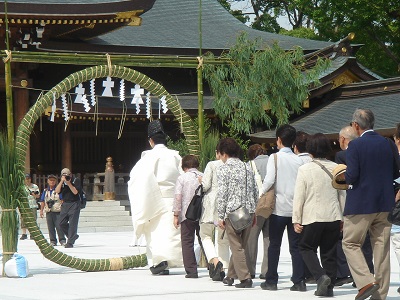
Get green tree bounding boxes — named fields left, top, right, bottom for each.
left=308, top=0, right=400, bottom=77
left=225, top=0, right=400, bottom=76
left=203, top=32, right=330, bottom=135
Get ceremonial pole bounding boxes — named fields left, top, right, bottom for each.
left=197, top=0, right=204, bottom=154
left=4, top=0, right=14, bottom=142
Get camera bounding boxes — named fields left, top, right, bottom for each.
left=47, top=200, right=55, bottom=209
left=65, top=175, right=71, bottom=181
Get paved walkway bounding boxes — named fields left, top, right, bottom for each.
left=0, top=231, right=399, bottom=300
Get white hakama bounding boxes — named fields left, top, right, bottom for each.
left=128, top=144, right=183, bottom=268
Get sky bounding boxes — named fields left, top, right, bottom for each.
left=230, top=0, right=292, bottom=29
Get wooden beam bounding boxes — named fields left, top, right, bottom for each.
left=0, top=51, right=230, bottom=69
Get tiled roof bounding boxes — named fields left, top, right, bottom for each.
left=9, top=0, right=120, bottom=3
left=250, top=91, right=400, bottom=142
left=90, top=0, right=333, bottom=54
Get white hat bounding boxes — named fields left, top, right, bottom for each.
left=61, top=168, right=71, bottom=175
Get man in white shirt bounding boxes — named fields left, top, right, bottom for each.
left=260, top=124, right=305, bottom=292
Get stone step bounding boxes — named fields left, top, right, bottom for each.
left=80, top=210, right=130, bottom=217
left=35, top=200, right=133, bottom=234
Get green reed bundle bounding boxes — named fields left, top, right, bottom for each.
left=0, top=132, right=26, bottom=274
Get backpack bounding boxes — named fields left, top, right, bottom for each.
left=73, top=178, right=87, bottom=209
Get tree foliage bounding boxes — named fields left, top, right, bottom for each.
left=223, top=0, right=400, bottom=77
left=203, top=33, right=330, bottom=135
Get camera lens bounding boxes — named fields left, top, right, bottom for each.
left=65, top=175, right=71, bottom=181
left=47, top=200, right=54, bottom=208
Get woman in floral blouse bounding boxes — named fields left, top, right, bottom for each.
left=216, top=138, right=258, bottom=288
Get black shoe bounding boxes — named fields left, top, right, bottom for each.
left=222, top=277, right=234, bottom=286
left=315, top=275, right=331, bottom=296
left=211, top=261, right=223, bottom=278
left=150, top=261, right=168, bottom=275
left=259, top=273, right=266, bottom=280
left=20, top=234, right=27, bottom=240
left=235, top=278, right=252, bottom=288
left=185, top=273, right=198, bottom=278
left=334, top=276, right=353, bottom=287
left=159, top=270, right=169, bottom=275
left=212, top=271, right=225, bottom=282
left=64, top=243, right=74, bottom=248
left=251, top=274, right=255, bottom=279
left=290, top=280, right=307, bottom=292
left=208, top=263, right=215, bottom=278
left=260, top=282, right=277, bottom=291
left=397, top=286, right=400, bottom=294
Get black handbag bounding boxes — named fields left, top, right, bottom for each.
left=388, top=201, right=400, bottom=226
left=185, top=185, right=204, bottom=221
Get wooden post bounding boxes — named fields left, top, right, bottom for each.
left=61, top=127, right=72, bottom=171
left=104, top=157, right=115, bottom=200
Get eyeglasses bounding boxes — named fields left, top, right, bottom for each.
left=349, top=121, right=358, bottom=127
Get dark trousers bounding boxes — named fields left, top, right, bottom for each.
left=46, top=211, right=66, bottom=244
left=181, top=219, right=199, bottom=275
left=266, top=214, right=305, bottom=284
left=59, top=201, right=80, bottom=245
left=299, top=221, right=340, bottom=285
left=336, top=232, right=374, bottom=278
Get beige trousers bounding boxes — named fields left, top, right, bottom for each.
left=342, top=213, right=391, bottom=299
left=199, top=223, right=230, bottom=267
left=225, top=217, right=252, bottom=281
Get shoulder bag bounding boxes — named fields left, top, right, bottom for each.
left=255, top=153, right=277, bottom=219
left=185, top=184, right=204, bottom=221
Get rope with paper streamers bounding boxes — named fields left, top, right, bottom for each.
left=15, top=65, right=199, bottom=272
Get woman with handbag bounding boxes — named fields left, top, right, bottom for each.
left=292, top=133, right=345, bottom=297
left=199, top=151, right=230, bottom=281
left=216, top=138, right=258, bottom=288
left=172, top=155, right=203, bottom=278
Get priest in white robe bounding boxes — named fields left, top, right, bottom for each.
left=128, top=120, right=183, bottom=274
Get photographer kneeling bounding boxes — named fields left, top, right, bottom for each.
left=56, top=168, right=81, bottom=248
left=40, top=174, right=66, bottom=246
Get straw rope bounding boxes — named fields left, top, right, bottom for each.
left=109, top=258, right=124, bottom=271
left=2, top=50, right=11, bottom=63
left=14, top=65, right=199, bottom=272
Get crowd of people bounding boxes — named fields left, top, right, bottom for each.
left=20, top=108, right=399, bottom=299
left=128, top=108, right=399, bottom=300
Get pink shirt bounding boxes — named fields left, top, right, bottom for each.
left=173, top=168, right=203, bottom=222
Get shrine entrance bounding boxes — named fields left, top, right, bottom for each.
left=13, top=64, right=199, bottom=271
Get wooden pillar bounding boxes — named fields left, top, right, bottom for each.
left=61, top=126, right=72, bottom=171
